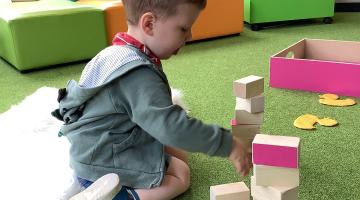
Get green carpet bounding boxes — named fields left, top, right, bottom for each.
left=1, top=13, right=360, bottom=199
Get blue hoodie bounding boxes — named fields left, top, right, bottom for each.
left=52, top=45, right=232, bottom=189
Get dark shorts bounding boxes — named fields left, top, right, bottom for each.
left=76, top=154, right=171, bottom=199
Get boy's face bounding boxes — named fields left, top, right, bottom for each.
left=147, top=3, right=201, bottom=60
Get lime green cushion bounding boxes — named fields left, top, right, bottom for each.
left=0, top=0, right=107, bottom=71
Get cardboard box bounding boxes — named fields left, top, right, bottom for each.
left=270, top=39, right=360, bottom=98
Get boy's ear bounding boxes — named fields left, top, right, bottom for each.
left=140, top=12, right=156, bottom=36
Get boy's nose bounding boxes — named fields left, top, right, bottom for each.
left=185, top=30, right=192, bottom=42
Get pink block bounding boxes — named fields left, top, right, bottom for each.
left=252, top=134, right=300, bottom=169
left=253, top=144, right=298, bottom=168
left=230, top=119, right=238, bottom=126
left=270, top=39, right=360, bottom=98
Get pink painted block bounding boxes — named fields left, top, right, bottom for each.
left=252, top=134, right=300, bottom=169
left=270, top=39, right=360, bottom=98
left=230, top=119, right=238, bottom=126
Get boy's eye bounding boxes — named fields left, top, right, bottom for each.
left=181, top=27, right=188, bottom=32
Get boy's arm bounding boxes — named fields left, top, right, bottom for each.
left=111, top=66, right=233, bottom=157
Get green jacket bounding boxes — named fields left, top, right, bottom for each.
left=53, top=45, right=232, bottom=189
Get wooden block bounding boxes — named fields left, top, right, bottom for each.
left=236, top=95, right=264, bottom=113
left=232, top=124, right=260, bottom=140
left=234, top=109, right=263, bottom=125
left=230, top=119, right=238, bottom=126
left=232, top=124, right=260, bottom=151
left=210, top=182, right=250, bottom=200
left=252, top=134, right=300, bottom=168
left=253, top=165, right=299, bottom=187
left=251, top=176, right=298, bottom=200
left=233, top=75, right=264, bottom=98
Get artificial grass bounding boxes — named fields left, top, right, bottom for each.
left=1, top=12, right=360, bottom=200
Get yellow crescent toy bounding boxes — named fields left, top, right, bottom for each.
left=319, top=93, right=356, bottom=106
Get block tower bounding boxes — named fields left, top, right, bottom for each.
left=231, top=75, right=264, bottom=152
left=251, top=134, right=300, bottom=200
left=208, top=75, right=264, bottom=200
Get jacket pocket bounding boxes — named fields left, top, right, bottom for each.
left=112, top=127, right=164, bottom=173
left=112, top=127, right=142, bottom=153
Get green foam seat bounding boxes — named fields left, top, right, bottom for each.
left=0, top=0, right=107, bottom=71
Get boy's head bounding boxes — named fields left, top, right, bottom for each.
left=122, top=0, right=207, bottom=60
left=122, top=0, right=207, bottom=26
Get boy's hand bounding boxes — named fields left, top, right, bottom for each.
left=228, top=136, right=253, bottom=177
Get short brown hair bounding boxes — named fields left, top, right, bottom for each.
left=122, top=0, right=207, bottom=25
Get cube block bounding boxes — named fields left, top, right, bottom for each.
left=234, top=109, right=263, bottom=125
left=251, top=176, right=298, bottom=200
left=232, top=124, right=260, bottom=141
left=235, top=95, right=264, bottom=113
left=210, top=182, right=250, bottom=200
left=233, top=75, right=264, bottom=98
left=253, top=165, right=299, bottom=187
left=252, top=134, right=300, bottom=168
left=232, top=124, right=260, bottom=151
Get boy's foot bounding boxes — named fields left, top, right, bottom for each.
left=70, top=173, right=121, bottom=200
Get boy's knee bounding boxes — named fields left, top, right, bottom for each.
left=180, top=164, right=191, bottom=191
left=168, top=156, right=191, bottom=192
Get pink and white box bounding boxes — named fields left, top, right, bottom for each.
left=252, top=134, right=300, bottom=169
left=270, top=38, right=360, bottom=98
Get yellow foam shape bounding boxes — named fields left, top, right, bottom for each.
left=319, top=93, right=339, bottom=100
left=317, top=118, right=338, bottom=127
left=319, top=98, right=356, bottom=107
left=294, top=114, right=319, bottom=130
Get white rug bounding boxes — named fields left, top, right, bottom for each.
left=0, top=87, right=80, bottom=200
left=0, top=86, right=188, bottom=199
